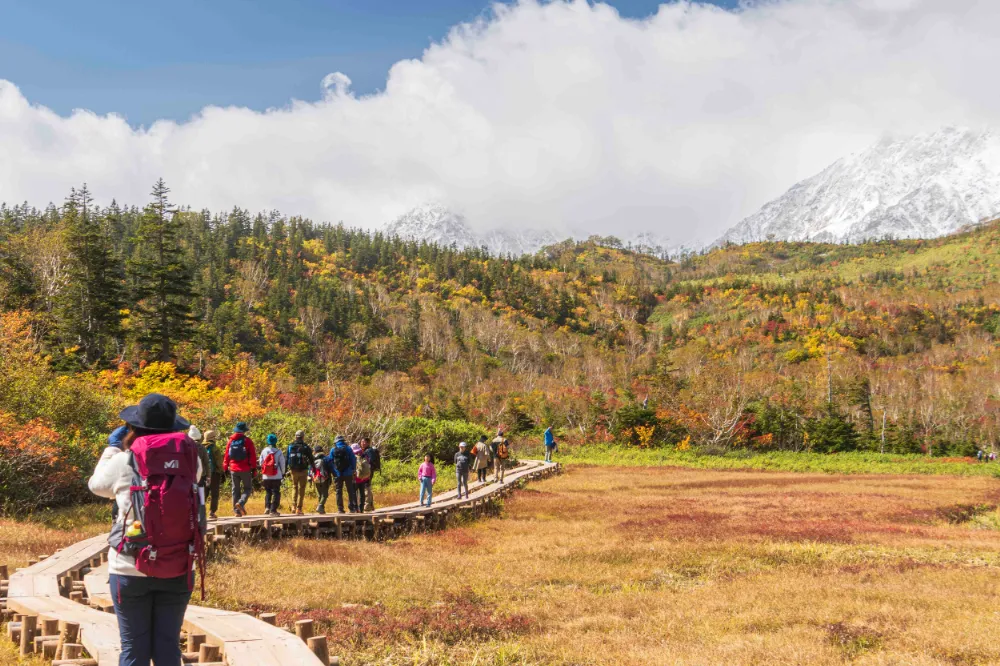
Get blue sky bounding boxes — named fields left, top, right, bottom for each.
left=0, top=0, right=737, bottom=127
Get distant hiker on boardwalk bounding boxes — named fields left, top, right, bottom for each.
left=259, top=433, right=286, bottom=516
left=203, top=429, right=224, bottom=520
left=418, top=454, right=436, bottom=506
left=544, top=426, right=556, bottom=462
left=472, top=435, right=491, bottom=483
left=311, top=445, right=333, bottom=514
left=330, top=435, right=357, bottom=513
left=353, top=442, right=372, bottom=513
left=224, top=422, right=257, bottom=517
left=359, top=436, right=377, bottom=511
left=455, top=442, right=472, bottom=499
left=88, top=393, right=204, bottom=666
left=286, top=430, right=314, bottom=515
left=188, top=425, right=210, bottom=489
left=491, top=428, right=509, bottom=483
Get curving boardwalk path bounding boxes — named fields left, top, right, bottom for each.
left=1, top=460, right=558, bottom=665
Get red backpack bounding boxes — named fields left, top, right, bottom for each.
left=109, top=432, right=206, bottom=599
left=262, top=451, right=278, bottom=476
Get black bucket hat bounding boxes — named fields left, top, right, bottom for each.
left=119, top=393, right=190, bottom=433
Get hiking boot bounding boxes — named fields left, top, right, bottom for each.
left=317, top=507, right=326, bottom=515
left=209, top=513, right=218, bottom=520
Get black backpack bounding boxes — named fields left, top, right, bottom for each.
left=332, top=446, right=350, bottom=474
left=288, top=443, right=309, bottom=470
left=228, top=436, right=248, bottom=462
left=368, top=447, right=381, bottom=473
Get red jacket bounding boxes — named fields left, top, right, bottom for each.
left=223, top=433, right=257, bottom=473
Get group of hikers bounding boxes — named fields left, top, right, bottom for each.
left=86, top=392, right=557, bottom=666
left=110, top=419, right=384, bottom=518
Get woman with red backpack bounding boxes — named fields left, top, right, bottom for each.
left=88, top=393, right=204, bottom=666
left=258, top=433, right=286, bottom=516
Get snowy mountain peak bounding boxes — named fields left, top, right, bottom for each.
left=384, top=203, right=561, bottom=256
left=384, top=204, right=676, bottom=257
left=719, top=126, right=1000, bottom=245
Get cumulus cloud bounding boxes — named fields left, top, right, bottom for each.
left=2, top=0, right=999, bottom=245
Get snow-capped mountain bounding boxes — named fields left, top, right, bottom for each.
left=383, top=203, right=561, bottom=255
left=719, top=127, right=1000, bottom=244
left=384, top=203, right=673, bottom=256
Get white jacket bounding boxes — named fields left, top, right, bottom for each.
left=88, top=446, right=203, bottom=577
left=258, top=446, right=286, bottom=480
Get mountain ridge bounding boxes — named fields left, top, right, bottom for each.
left=719, top=126, right=1000, bottom=245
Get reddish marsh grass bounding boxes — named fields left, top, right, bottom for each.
left=10, top=467, right=995, bottom=664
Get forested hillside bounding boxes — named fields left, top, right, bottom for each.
left=2, top=180, right=999, bottom=510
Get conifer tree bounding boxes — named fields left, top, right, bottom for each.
left=128, top=179, right=195, bottom=361
left=57, top=184, right=125, bottom=366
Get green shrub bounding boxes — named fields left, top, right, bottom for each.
left=382, top=417, right=489, bottom=464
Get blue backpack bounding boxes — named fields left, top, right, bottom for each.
left=228, top=436, right=248, bottom=462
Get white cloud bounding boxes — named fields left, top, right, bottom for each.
left=2, top=0, right=999, bottom=245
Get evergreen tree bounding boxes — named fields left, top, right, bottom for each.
left=128, top=179, right=195, bottom=361
left=56, top=185, right=125, bottom=366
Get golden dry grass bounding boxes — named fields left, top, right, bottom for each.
left=201, top=466, right=1000, bottom=665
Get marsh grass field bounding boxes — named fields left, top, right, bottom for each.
left=5, top=460, right=1000, bottom=665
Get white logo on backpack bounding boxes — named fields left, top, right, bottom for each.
left=164, top=460, right=180, bottom=469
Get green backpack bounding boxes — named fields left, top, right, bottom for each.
left=206, top=441, right=225, bottom=474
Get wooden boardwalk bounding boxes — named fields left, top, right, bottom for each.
left=1, top=460, right=558, bottom=665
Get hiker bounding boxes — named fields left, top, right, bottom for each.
left=472, top=435, right=491, bottom=483
left=418, top=454, right=437, bottom=506
left=311, top=445, right=333, bottom=514
left=88, top=393, right=204, bottom=666
left=107, top=424, right=129, bottom=521
left=455, top=442, right=472, bottom=499
left=491, top=428, right=510, bottom=483
left=329, top=435, right=357, bottom=513
left=977, top=449, right=984, bottom=462
left=366, top=437, right=382, bottom=479
left=360, top=437, right=377, bottom=511
left=259, top=434, right=286, bottom=516
left=203, top=429, right=224, bottom=520
left=544, top=426, right=556, bottom=463
left=353, top=442, right=372, bottom=513
left=188, top=425, right=210, bottom=488
left=223, top=422, right=257, bottom=517
left=286, top=430, right=314, bottom=515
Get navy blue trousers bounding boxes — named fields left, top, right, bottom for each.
left=109, top=573, right=192, bottom=666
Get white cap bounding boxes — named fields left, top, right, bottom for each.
left=459, top=441, right=468, bottom=448
left=187, top=425, right=203, bottom=441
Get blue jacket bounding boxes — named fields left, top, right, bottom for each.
left=544, top=428, right=555, bottom=447
left=327, top=442, right=357, bottom=479
left=108, top=425, right=128, bottom=449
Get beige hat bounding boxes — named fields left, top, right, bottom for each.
left=295, top=430, right=305, bottom=438
left=203, top=429, right=220, bottom=442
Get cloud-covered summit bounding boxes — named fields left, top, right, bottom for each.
left=2, top=0, right=1000, bottom=246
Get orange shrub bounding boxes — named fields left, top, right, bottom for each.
left=0, top=412, right=93, bottom=514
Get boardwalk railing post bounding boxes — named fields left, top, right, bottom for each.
left=295, top=618, right=314, bottom=642
left=259, top=612, right=277, bottom=625
left=188, top=632, right=207, bottom=653
left=56, top=620, right=80, bottom=659
left=307, top=635, right=330, bottom=665
left=19, top=614, right=36, bottom=655
left=199, top=643, right=221, bottom=662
